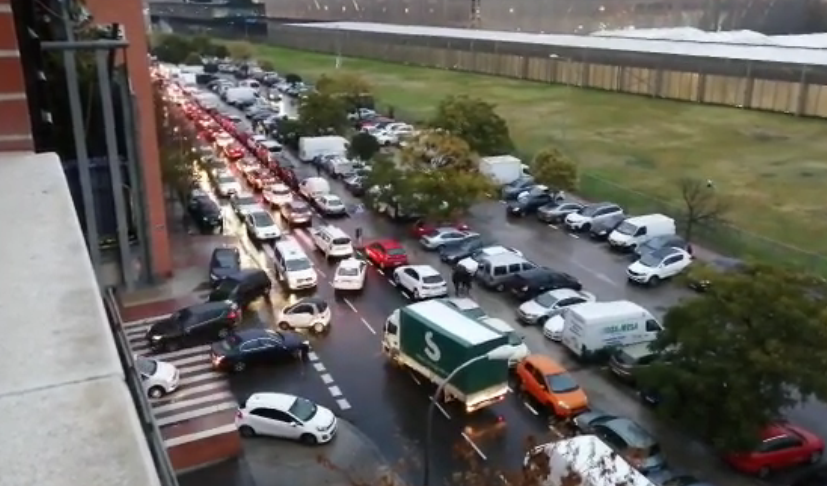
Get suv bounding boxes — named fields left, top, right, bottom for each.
left=145, top=301, right=242, bottom=352
left=503, top=267, right=582, bottom=301
left=564, top=202, right=624, bottom=232
left=208, top=269, right=272, bottom=307
left=609, top=342, right=661, bottom=384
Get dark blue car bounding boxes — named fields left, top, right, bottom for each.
left=210, top=328, right=309, bottom=372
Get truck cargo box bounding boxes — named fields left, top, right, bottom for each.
left=398, top=301, right=509, bottom=395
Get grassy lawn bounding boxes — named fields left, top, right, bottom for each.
left=238, top=42, right=827, bottom=270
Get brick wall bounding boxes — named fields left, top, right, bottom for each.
left=0, top=0, right=34, bottom=152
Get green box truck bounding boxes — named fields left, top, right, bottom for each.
left=382, top=300, right=511, bottom=413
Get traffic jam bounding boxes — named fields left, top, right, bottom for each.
left=135, top=61, right=825, bottom=486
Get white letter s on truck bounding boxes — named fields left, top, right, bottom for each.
left=424, top=331, right=442, bottom=362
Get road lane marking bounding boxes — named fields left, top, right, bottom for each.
left=316, top=267, right=326, bottom=277
left=307, top=351, right=319, bottom=362
left=328, top=386, right=343, bottom=397
left=523, top=402, right=539, bottom=415
left=313, top=362, right=326, bottom=372
left=461, top=432, right=487, bottom=460
left=377, top=269, right=384, bottom=275
left=343, top=298, right=358, bottom=312
left=569, top=233, right=580, bottom=239
left=360, top=317, right=377, bottom=335
left=387, top=279, right=396, bottom=286
left=499, top=474, right=510, bottom=485
left=320, top=373, right=334, bottom=384
left=336, top=398, right=351, bottom=410
left=548, top=224, right=558, bottom=229
left=156, top=402, right=237, bottom=427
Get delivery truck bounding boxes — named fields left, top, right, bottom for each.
left=382, top=300, right=511, bottom=412
left=479, top=155, right=523, bottom=186
left=298, top=136, right=349, bottom=162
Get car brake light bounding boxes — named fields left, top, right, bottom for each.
left=236, top=410, right=243, bottom=419
left=228, top=310, right=238, bottom=320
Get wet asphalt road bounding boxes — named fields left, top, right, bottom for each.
left=187, top=92, right=827, bottom=486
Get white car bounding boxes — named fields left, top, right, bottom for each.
left=313, top=194, right=348, bottom=217
left=263, top=183, right=293, bottom=206
left=457, top=245, right=523, bottom=275
left=276, top=297, right=331, bottom=333
left=247, top=134, right=268, bottom=150
left=332, top=258, right=368, bottom=291
left=419, top=228, right=478, bottom=250
left=245, top=211, right=282, bottom=241
left=564, top=203, right=624, bottom=231
left=347, top=108, right=376, bottom=120
left=392, top=265, right=448, bottom=300
left=136, top=357, right=179, bottom=399
left=627, top=247, right=693, bottom=286
left=215, top=173, right=241, bottom=197
left=235, top=392, right=338, bottom=445
left=215, top=133, right=234, bottom=148
left=542, top=307, right=583, bottom=341
left=518, top=288, right=596, bottom=326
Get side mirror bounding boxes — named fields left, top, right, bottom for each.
left=291, top=422, right=301, bottom=427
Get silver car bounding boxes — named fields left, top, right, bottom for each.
left=419, top=228, right=479, bottom=250
left=230, top=193, right=261, bottom=217
left=517, top=288, right=595, bottom=325
left=536, top=201, right=584, bottom=224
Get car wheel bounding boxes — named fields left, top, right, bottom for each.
left=218, top=328, right=230, bottom=338
left=495, top=283, right=505, bottom=292
left=278, top=321, right=291, bottom=330
left=147, top=386, right=165, bottom=399
left=414, top=289, right=421, bottom=300
left=757, top=466, right=771, bottom=478
left=239, top=425, right=256, bottom=438
left=648, top=276, right=661, bottom=286
left=300, top=433, right=318, bottom=445
left=233, top=361, right=246, bottom=372
left=392, top=272, right=400, bottom=285
left=312, top=322, right=326, bottom=334
left=581, top=223, right=591, bottom=232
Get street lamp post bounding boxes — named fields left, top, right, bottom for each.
left=422, top=345, right=514, bottom=486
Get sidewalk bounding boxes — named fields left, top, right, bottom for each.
left=178, top=419, right=406, bottom=486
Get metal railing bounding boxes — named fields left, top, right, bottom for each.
left=103, top=287, right=180, bottom=486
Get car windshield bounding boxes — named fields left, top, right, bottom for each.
left=423, top=229, right=440, bottom=237
left=272, top=187, right=290, bottom=195
left=462, top=307, right=487, bottom=319
left=614, top=221, right=638, bottom=236
left=135, top=358, right=158, bottom=375
left=326, top=198, right=343, bottom=207
left=289, top=397, right=318, bottom=422
left=579, top=205, right=601, bottom=216
left=215, top=251, right=238, bottom=267
left=534, top=293, right=560, bottom=308
left=252, top=212, right=274, bottom=226
left=639, top=252, right=664, bottom=268
left=218, top=175, right=235, bottom=183
left=291, top=204, right=310, bottom=214
left=505, top=331, right=523, bottom=346
left=547, top=373, right=580, bottom=393
left=236, top=196, right=257, bottom=205
left=338, top=266, right=360, bottom=277
left=286, top=258, right=312, bottom=271
left=422, top=275, right=444, bottom=284
left=387, top=248, right=406, bottom=256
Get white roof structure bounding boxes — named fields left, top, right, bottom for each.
left=288, top=21, right=827, bottom=66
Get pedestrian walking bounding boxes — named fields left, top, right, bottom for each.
left=452, top=268, right=464, bottom=296
left=460, top=270, right=473, bottom=296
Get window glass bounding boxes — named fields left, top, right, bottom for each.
left=289, top=397, right=318, bottom=422
left=285, top=258, right=312, bottom=272
left=422, top=275, right=443, bottom=284
left=546, top=373, right=580, bottom=393
left=135, top=358, right=158, bottom=376
left=507, top=263, right=522, bottom=273
left=332, top=237, right=351, bottom=246
left=492, top=265, right=506, bottom=276
left=645, top=320, right=662, bottom=332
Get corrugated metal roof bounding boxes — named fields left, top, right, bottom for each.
left=286, top=21, right=827, bottom=66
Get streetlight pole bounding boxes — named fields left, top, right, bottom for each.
left=422, top=345, right=514, bottom=486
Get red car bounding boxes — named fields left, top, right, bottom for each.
left=724, top=423, right=824, bottom=477
left=224, top=144, right=245, bottom=161
left=364, top=240, right=408, bottom=269
left=410, top=220, right=469, bottom=239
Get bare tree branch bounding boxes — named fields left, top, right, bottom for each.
left=678, top=177, right=731, bottom=241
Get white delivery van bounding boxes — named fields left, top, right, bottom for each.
left=224, top=87, right=257, bottom=105
left=479, top=155, right=523, bottom=186
left=299, top=177, right=330, bottom=199
left=298, top=136, right=349, bottom=162
left=608, top=214, right=675, bottom=250
left=559, top=301, right=662, bottom=360
left=526, top=435, right=656, bottom=486
left=479, top=317, right=529, bottom=367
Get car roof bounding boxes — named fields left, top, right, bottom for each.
left=245, top=392, right=297, bottom=411
left=296, top=296, right=326, bottom=306
left=442, top=297, right=480, bottom=311
left=212, top=247, right=238, bottom=257
left=650, top=247, right=684, bottom=259
left=375, top=239, right=403, bottom=249
left=234, top=328, right=276, bottom=342
left=235, top=192, right=256, bottom=199
left=602, top=418, right=657, bottom=448
left=541, top=288, right=583, bottom=301
left=480, top=245, right=509, bottom=254
left=483, top=252, right=526, bottom=265
left=525, top=354, right=566, bottom=374
left=617, top=342, right=656, bottom=359
left=338, top=258, right=364, bottom=269
left=409, top=264, right=440, bottom=276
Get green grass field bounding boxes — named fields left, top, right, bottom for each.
left=239, top=42, right=827, bottom=270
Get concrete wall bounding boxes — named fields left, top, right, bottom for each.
left=267, top=23, right=827, bottom=117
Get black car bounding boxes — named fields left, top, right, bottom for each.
left=501, top=176, right=536, bottom=200
left=209, top=247, right=241, bottom=286
left=187, top=193, right=223, bottom=233
left=210, top=328, right=309, bottom=372
left=589, top=213, right=627, bottom=240
left=343, top=175, right=365, bottom=196
left=145, top=301, right=241, bottom=353
left=506, top=189, right=555, bottom=216
left=504, top=267, right=583, bottom=300
left=208, top=269, right=272, bottom=308
left=439, top=238, right=487, bottom=265
left=633, top=235, right=691, bottom=259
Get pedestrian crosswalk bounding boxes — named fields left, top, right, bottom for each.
left=123, top=317, right=239, bottom=447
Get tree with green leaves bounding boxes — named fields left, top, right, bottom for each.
left=677, top=177, right=730, bottom=242
left=529, top=148, right=578, bottom=191
left=259, top=59, right=275, bottom=72
left=315, top=72, right=374, bottom=113
left=637, top=263, right=827, bottom=452
left=274, top=117, right=304, bottom=151
left=349, top=132, right=381, bottom=162
left=152, top=34, right=193, bottom=64
left=228, top=41, right=254, bottom=61
left=298, top=92, right=348, bottom=136
left=429, top=95, right=514, bottom=156
left=183, top=52, right=202, bottom=66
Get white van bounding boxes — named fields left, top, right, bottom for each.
left=526, top=435, right=656, bottom=486
left=559, top=301, right=662, bottom=360
left=479, top=317, right=529, bottom=367
left=224, top=86, right=258, bottom=105
left=607, top=214, right=675, bottom=250
left=273, top=238, right=318, bottom=290
left=309, top=225, right=353, bottom=259
left=298, top=136, right=349, bottom=162
left=299, top=177, right=330, bottom=199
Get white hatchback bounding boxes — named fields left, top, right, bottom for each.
left=392, top=265, right=448, bottom=300
left=263, top=183, right=293, bottom=206
left=333, top=258, right=367, bottom=291
left=136, top=357, right=180, bottom=399
left=235, top=392, right=338, bottom=445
